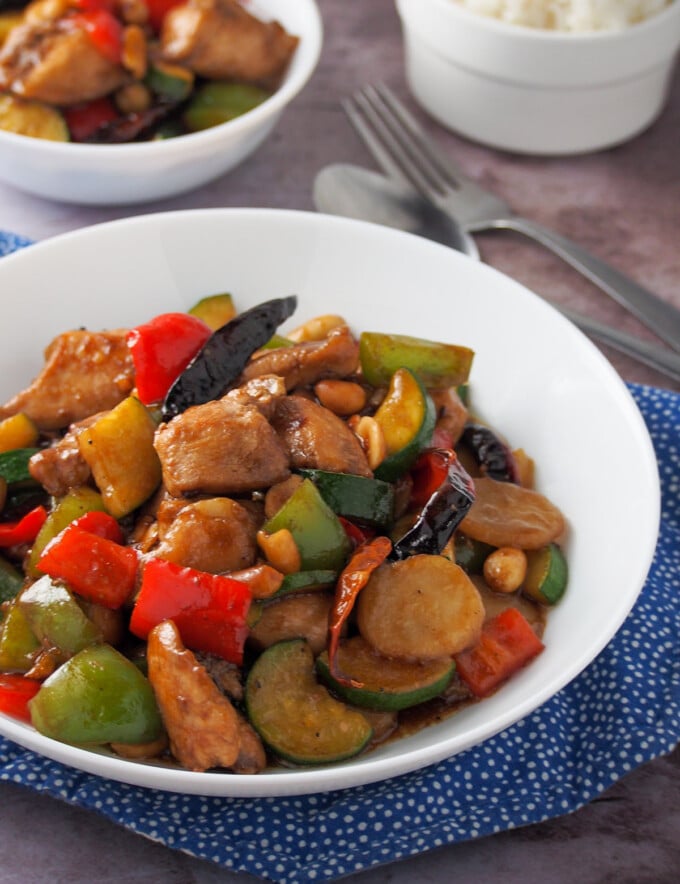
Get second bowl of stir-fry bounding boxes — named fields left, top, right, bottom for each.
left=0, top=209, right=660, bottom=797
left=0, top=0, right=322, bottom=203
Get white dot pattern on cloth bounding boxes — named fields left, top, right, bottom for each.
left=0, top=234, right=678, bottom=883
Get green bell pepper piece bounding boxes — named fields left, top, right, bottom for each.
left=0, top=599, right=40, bottom=672
left=18, top=575, right=101, bottom=657
left=26, top=486, right=107, bottom=577
left=30, top=643, right=163, bottom=745
left=263, top=479, right=351, bottom=572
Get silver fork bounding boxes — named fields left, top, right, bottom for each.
left=343, top=84, right=680, bottom=354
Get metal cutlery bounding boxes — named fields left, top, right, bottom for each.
left=313, top=162, right=680, bottom=384
left=343, top=83, right=680, bottom=354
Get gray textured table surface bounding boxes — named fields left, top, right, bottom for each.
left=0, top=1, right=679, bottom=881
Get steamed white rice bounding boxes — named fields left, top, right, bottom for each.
left=452, top=0, right=672, bottom=31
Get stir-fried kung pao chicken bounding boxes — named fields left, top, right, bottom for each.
left=0, top=295, right=568, bottom=772
left=0, top=0, right=298, bottom=142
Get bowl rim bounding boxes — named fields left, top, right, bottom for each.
left=0, top=0, right=323, bottom=154
left=398, top=0, right=680, bottom=43
left=0, top=207, right=661, bottom=796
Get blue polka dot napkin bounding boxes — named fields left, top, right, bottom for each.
left=0, top=231, right=678, bottom=883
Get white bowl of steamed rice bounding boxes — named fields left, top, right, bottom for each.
left=394, top=0, right=680, bottom=154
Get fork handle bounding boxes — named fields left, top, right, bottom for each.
left=489, top=216, right=680, bottom=353
left=556, top=307, right=680, bottom=384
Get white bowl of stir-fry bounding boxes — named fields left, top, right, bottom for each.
left=0, top=209, right=659, bottom=796
left=0, top=0, right=322, bottom=204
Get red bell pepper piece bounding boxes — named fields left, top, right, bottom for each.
left=64, top=97, right=119, bottom=142
left=0, top=674, right=41, bottom=723
left=327, top=535, right=392, bottom=688
left=70, top=510, right=124, bottom=544
left=69, top=10, right=123, bottom=64
left=0, top=505, right=47, bottom=548
left=409, top=448, right=456, bottom=509
left=74, top=0, right=117, bottom=11
left=144, top=0, right=187, bottom=31
left=130, top=557, right=252, bottom=665
left=126, top=312, right=212, bottom=406
left=38, top=524, right=138, bottom=609
left=454, top=607, right=545, bottom=698
left=338, top=516, right=375, bottom=549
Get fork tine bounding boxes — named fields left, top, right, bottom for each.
left=344, top=96, right=436, bottom=200
left=373, top=84, right=463, bottom=191
left=351, top=86, right=446, bottom=201
left=341, top=97, right=406, bottom=184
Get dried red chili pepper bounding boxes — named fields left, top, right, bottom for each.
left=327, top=535, right=392, bottom=688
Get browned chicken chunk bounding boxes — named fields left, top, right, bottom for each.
left=28, top=413, right=101, bottom=496
left=224, top=374, right=286, bottom=420
left=147, top=620, right=266, bottom=773
left=153, top=497, right=259, bottom=573
left=271, top=395, right=372, bottom=478
left=431, top=386, right=469, bottom=447
left=160, top=0, right=298, bottom=86
left=0, top=18, right=128, bottom=106
left=154, top=397, right=290, bottom=497
left=0, top=329, right=134, bottom=431
left=240, top=326, right=360, bottom=391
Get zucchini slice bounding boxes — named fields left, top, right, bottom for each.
left=317, top=636, right=455, bottom=711
left=275, top=569, right=337, bottom=596
left=187, top=293, right=236, bottom=331
left=454, top=533, right=496, bottom=574
left=145, top=61, right=195, bottom=102
left=0, top=447, right=40, bottom=485
left=246, top=639, right=373, bottom=765
left=0, top=413, right=38, bottom=453
left=183, top=82, right=270, bottom=132
left=373, top=368, right=436, bottom=482
left=298, top=468, right=395, bottom=528
left=522, top=543, right=568, bottom=605
left=0, top=554, right=23, bottom=604
left=359, top=331, right=474, bottom=388
left=0, top=94, right=69, bottom=141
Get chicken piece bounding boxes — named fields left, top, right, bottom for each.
left=153, top=497, right=259, bottom=573
left=28, top=413, right=100, bottom=496
left=194, top=651, right=243, bottom=700
left=0, top=329, right=134, bottom=431
left=147, top=620, right=266, bottom=773
left=248, top=592, right=333, bottom=656
left=160, top=0, right=298, bottom=87
left=240, top=326, right=360, bottom=391
left=154, top=397, right=290, bottom=497
left=223, top=374, right=286, bottom=420
left=271, top=395, right=372, bottom=478
left=0, top=17, right=128, bottom=106
left=431, top=386, right=469, bottom=447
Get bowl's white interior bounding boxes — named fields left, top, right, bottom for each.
left=0, top=210, right=659, bottom=796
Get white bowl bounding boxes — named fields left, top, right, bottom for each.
left=0, top=0, right=322, bottom=205
left=395, top=0, right=680, bottom=154
left=0, top=209, right=659, bottom=796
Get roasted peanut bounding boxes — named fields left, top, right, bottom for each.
left=286, top=314, right=347, bottom=343
left=121, top=25, right=148, bottom=79
left=352, top=415, right=386, bottom=471
left=314, top=379, right=367, bottom=416
left=483, top=547, right=527, bottom=594
left=256, top=528, right=302, bottom=575
left=115, top=82, right=152, bottom=114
